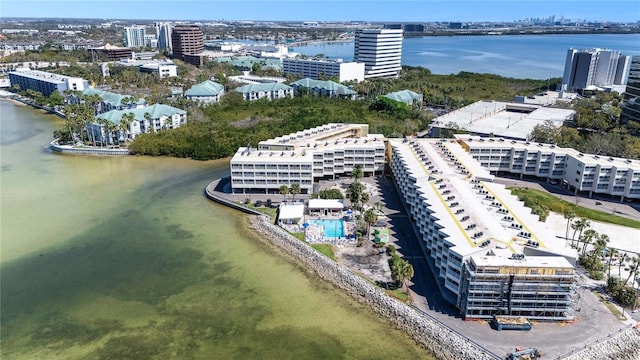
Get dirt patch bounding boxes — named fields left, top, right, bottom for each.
left=334, top=244, right=392, bottom=283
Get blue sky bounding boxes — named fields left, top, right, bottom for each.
left=2, top=0, right=638, bottom=22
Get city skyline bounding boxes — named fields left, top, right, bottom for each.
left=1, top=0, right=639, bottom=23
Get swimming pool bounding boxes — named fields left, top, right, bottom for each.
left=310, top=219, right=345, bottom=239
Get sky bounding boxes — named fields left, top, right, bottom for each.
left=1, top=0, right=639, bottom=22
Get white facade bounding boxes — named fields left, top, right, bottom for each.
left=230, top=123, right=386, bottom=194
left=124, top=26, right=146, bottom=48
left=9, top=68, right=88, bottom=97
left=354, top=29, right=403, bottom=79
left=154, top=22, right=173, bottom=52
left=456, top=135, right=640, bottom=200
left=282, top=58, right=365, bottom=82
left=139, top=63, right=177, bottom=78
left=389, top=138, right=577, bottom=320
left=562, top=48, right=631, bottom=91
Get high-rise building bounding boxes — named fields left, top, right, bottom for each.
left=171, top=25, right=204, bottom=65
left=561, top=48, right=630, bottom=91
left=621, top=56, right=640, bottom=129
left=123, top=26, right=146, bottom=48
left=353, top=29, right=403, bottom=79
left=155, top=22, right=173, bottom=52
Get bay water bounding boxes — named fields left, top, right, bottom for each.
left=0, top=101, right=432, bottom=359
left=293, top=33, right=640, bottom=79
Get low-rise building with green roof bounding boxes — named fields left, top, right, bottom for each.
left=290, top=78, right=357, bottom=99
left=185, top=80, right=225, bottom=104
left=383, top=90, right=423, bottom=107
left=87, top=103, right=186, bottom=144
left=70, top=87, right=147, bottom=114
left=234, top=82, right=293, bottom=101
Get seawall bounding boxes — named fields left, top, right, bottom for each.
left=50, top=141, right=130, bottom=156
left=247, top=214, right=498, bottom=360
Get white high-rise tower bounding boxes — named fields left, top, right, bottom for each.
left=123, top=26, right=146, bottom=48
left=353, top=29, right=403, bottom=79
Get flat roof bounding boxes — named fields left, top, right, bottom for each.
left=279, top=204, right=305, bottom=219
left=431, top=100, right=575, bottom=140
left=308, top=199, right=344, bottom=209
left=390, top=138, right=577, bottom=262
left=471, top=255, right=573, bottom=269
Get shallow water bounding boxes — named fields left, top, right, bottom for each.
left=0, top=101, right=433, bottom=359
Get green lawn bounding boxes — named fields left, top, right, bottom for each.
left=508, top=187, right=640, bottom=229
left=311, top=244, right=336, bottom=261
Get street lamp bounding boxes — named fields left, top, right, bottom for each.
left=621, top=289, right=627, bottom=319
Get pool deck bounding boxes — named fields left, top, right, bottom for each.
left=305, top=215, right=356, bottom=244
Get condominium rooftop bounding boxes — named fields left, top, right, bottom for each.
left=260, top=123, right=383, bottom=150
left=430, top=100, right=575, bottom=140
left=10, top=68, right=81, bottom=83
left=456, top=134, right=640, bottom=170
left=391, top=138, right=576, bottom=260
left=290, top=78, right=357, bottom=96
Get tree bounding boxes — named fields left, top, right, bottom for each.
left=564, top=211, right=575, bottom=243
left=279, top=185, right=289, bottom=201
left=623, top=256, right=639, bottom=287
left=119, top=112, right=134, bottom=145
left=618, top=253, right=628, bottom=278
left=390, top=256, right=414, bottom=292
left=581, top=229, right=597, bottom=256
left=346, top=182, right=365, bottom=211
left=529, top=119, right=560, bottom=144
left=571, top=218, right=590, bottom=248
left=363, top=208, right=378, bottom=241
left=606, top=248, right=618, bottom=278
left=351, top=164, right=363, bottom=184
left=144, top=112, right=153, bottom=133
left=289, top=183, right=301, bottom=201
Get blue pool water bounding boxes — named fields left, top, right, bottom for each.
left=310, top=219, right=345, bottom=239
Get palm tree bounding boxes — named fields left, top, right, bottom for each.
left=119, top=113, right=133, bottom=145
left=289, top=183, right=301, bottom=201
left=164, top=117, right=172, bottom=130
left=279, top=185, right=289, bottom=201
left=618, top=253, right=628, bottom=278
left=392, top=258, right=415, bottom=292
left=606, top=248, right=618, bottom=277
left=351, top=164, right=363, bottom=184
left=564, top=210, right=575, bottom=242
left=581, top=229, right=598, bottom=256
left=364, top=208, right=378, bottom=241
left=590, top=233, right=610, bottom=263
left=144, top=112, right=153, bottom=133
left=623, top=256, right=639, bottom=287
left=571, top=218, right=590, bottom=248
left=96, top=118, right=109, bottom=147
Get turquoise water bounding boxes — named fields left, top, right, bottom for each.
left=310, top=219, right=345, bottom=238
left=294, top=33, right=640, bottom=79
left=0, top=101, right=433, bottom=359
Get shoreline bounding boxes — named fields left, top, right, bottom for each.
left=206, top=179, right=640, bottom=359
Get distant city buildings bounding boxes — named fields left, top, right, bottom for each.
left=123, top=26, right=147, bottom=48
left=171, top=24, right=204, bottom=66
left=561, top=48, right=631, bottom=92
left=621, top=56, right=640, bottom=128
left=354, top=29, right=403, bottom=79
left=88, top=44, right=133, bottom=61
left=155, top=22, right=173, bottom=52
left=9, top=68, right=89, bottom=97
left=282, top=58, right=365, bottom=82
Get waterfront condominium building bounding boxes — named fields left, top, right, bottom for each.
left=123, top=26, right=146, bottom=48
left=282, top=58, right=365, bottom=82
left=561, top=48, right=631, bottom=91
left=389, top=138, right=578, bottom=321
left=621, top=56, right=640, bottom=128
left=171, top=24, right=204, bottom=64
left=230, top=123, right=386, bottom=194
left=155, top=22, right=173, bottom=52
left=455, top=135, right=640, bottom=200
left=353, top=29, right=403, bottom=79
left=9, top=68, right=88, bottom=97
